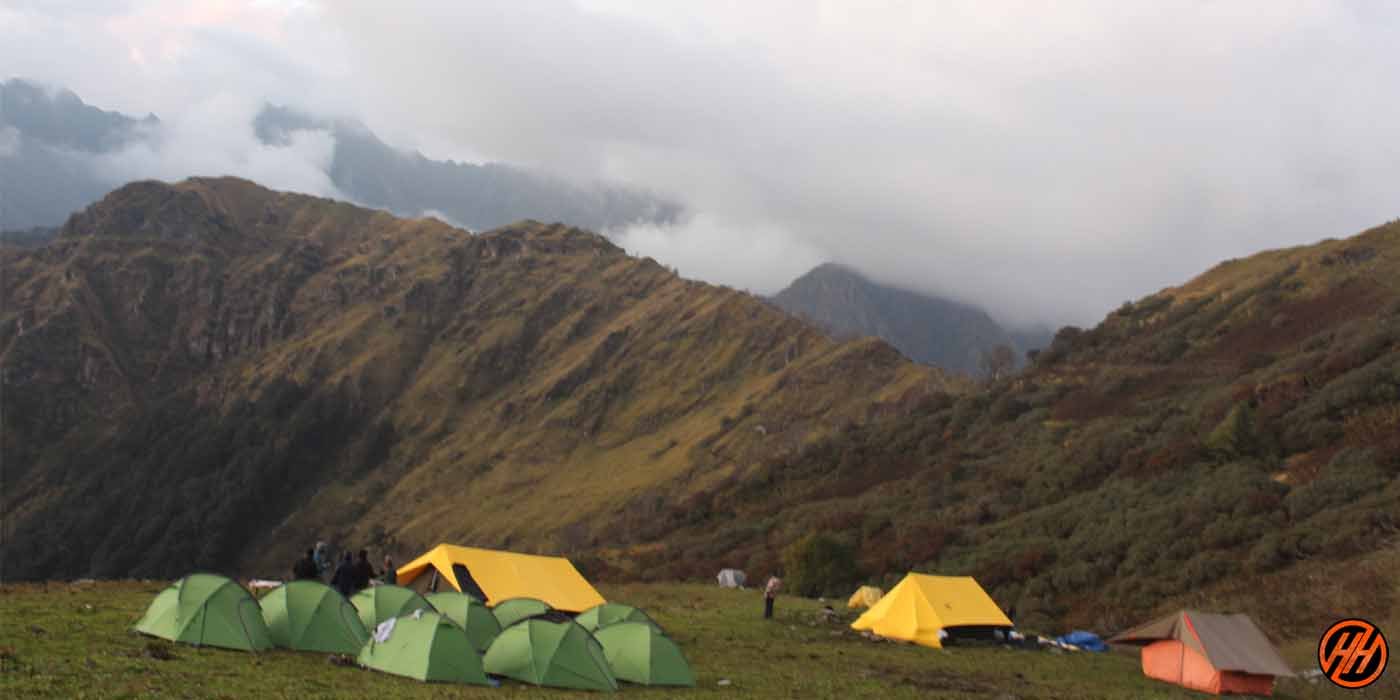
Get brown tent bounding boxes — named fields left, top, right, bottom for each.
left=1109, top=610, right=1294, bottom=696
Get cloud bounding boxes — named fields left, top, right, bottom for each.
left=6, top=1, right=1400, bottom=326
left=614, top=212, right=825, bottom=294
left=0, top=126, right=19, bottom=158
left=417, top=209, right=469, bottom=231
left=322, top=1, right=1400, bottom=325
left=93, top=92, right=345, bottom=200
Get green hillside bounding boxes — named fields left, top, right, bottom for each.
left=3, top=177, right=1396, bottom=648
left=0, top=177, right=956, bottom=582
left=614, top=220, right=1400, bottom=636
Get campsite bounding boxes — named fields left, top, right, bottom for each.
left=1, top=577, right=1387, bottom=699
left=5, top=5, right=1400, bottom=699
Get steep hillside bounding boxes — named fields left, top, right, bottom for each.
left=628, top=221, right=1400, bottom=636
left=771, top=263, right=1049, bottom=375
left=0, top=177, right=957, bottom=581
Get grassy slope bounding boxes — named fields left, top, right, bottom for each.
left=1, top=581, right=1378, bottom=699
left=0, top=178, right=960, bottom=581
left=613, top=220, right=1400, bottom=635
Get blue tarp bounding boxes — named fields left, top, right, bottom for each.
left=1056, top=630, right=1107, bottom=652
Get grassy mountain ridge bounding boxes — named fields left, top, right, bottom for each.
left=5, top=177, right=1395, bottom=645
left=612, top=220, right=1400, bottom=636
left=1, top=177, right=956, bottom=581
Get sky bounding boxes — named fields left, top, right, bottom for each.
left=3, top=1, right=1399, bottom=326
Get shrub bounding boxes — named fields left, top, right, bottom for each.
left=1205, top=402, right=1262, bottom=458
left=782, top=533, right=860, bottom=598
left=1283, top=448, right=1387, bottom=522
left=1245, top=532, right=1292, bottom=573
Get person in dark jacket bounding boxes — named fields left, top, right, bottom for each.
left=381, top=555, right=396, bottom=586
left=331, top=552, right=356, bottom=597
left=292, top=549, right=318, bottom=580
left=352, top=549, right=376, bottom=592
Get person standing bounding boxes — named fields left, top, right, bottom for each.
left=292, top=548, right=318, bottom=580
left=352, top=549, right=376, bottom=592
left=314, top=542, right=333, bottom=581
left=764, top=574, right=782, bottom=619
left=331, top=552, right=356, bottom=597
left=382, top=555, right=396, bottom=586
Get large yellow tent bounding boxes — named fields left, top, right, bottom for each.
left=850, top=573, right=1011, bottom=648
left=396, top=544, right=605, bottom=613
left=847, top=585, right=884, bottom=609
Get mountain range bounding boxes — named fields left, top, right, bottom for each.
left=3, top=177, right=1396, bottom=639
left=771, top=263, right=1050, bottom=375
left=0, top=177, right=957, bottom=583
left=0, top=79, right=677, bottom=233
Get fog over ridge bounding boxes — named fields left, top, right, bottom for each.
left=5, top=1, right=1399, bottom=326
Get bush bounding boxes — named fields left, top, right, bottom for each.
left=1246, top=532, right=1292, bottom=573
left=1283, top=448, right=1388, bottom=522
left=1206, top=402, right=1263, bottom=458
left=782, top=533, right=860, bottom=598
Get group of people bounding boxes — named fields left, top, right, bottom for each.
left=292, top=541, right=397, bottom=597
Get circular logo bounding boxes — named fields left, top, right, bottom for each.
left=1319, top=618, right=1387, bottom=689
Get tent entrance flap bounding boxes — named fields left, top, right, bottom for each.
left=942, top=625, right=1013, bottom=645
left=451, top=564, right=488, bottom=601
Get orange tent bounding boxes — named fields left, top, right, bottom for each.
left=1109, top=610, right=1293, bottom=696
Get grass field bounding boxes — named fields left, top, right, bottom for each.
left=0, top=581, right=1386, bottom=699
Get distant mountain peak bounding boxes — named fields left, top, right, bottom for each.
left=0, top=81, right=679, bottom=235
left=251, top=102, right=682, bottom=233
left=772, top=262, right=1048, bottom=375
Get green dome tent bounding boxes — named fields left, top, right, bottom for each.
left=133, top=573, right=272, bottom=652
left=260, top=580, right=368, bottom=654
left=357, top=610, right=491, bottom=685
left=594, top=622, right=695, bottom=686
left=351, top=585, right=435, bottom=631
left=426, top=591, right=502, bottom=652
left=575, top=602, right=662, bottom=634
left=483, top=618, right=618, bottom=692
left=491, top=597, right=551, bottom=629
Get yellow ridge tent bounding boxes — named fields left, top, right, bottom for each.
left=850, top=573, right=1011, bottom=648
left=847, top=585, right=884, bottom=609
left=396, top=544, right=605, bottom=613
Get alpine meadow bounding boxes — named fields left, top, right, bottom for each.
left=4, top=3, right=1400, bottom=698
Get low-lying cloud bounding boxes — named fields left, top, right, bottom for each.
left=613, top=212, right=825, bottom=294
left=94, top=93, right=345, bottom=201
left=6, top=1, right=1400, bottom=327
left=324, top=1, right=1400, bottom=326
left=0, top=126, right=19, bottom=158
